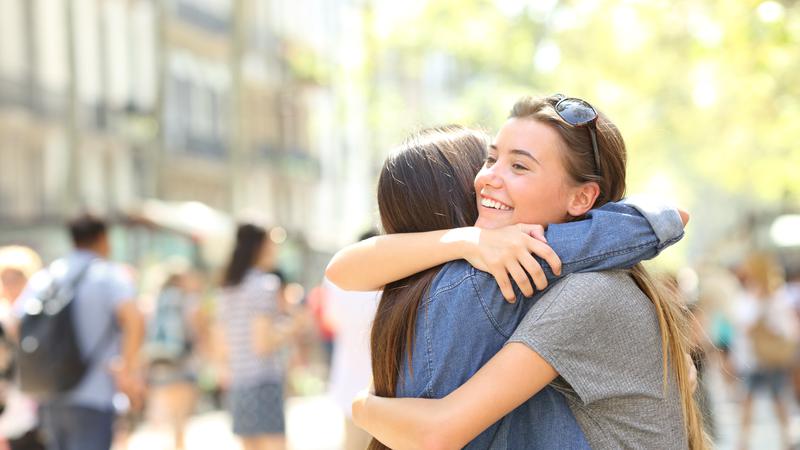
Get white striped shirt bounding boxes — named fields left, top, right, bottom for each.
left=218, top=270, right=287, bottom=387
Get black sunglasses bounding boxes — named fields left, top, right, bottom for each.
left=552, top=94, right=601, bottom=177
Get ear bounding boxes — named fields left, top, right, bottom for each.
left=567, top=182, right=600, bottom=217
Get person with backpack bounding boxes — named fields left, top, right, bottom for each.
left=14, top=214, right=145, bottom=450
left=731, top=252, right=800, bottom=450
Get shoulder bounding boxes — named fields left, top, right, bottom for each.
left=428, top=261, right=484, bottom=298
left=243, top=270, right=281, bottom=291
left=84, top=262, right=136, bottom=302
left=426, top=261, right=529, bottom=338
left=426, top=261, right=506, bottom=304
left=95, top=260, right=133, bottom=284
left=545, top=271, right=640, bottom=298
left=533, top=271, right=648, bottom=320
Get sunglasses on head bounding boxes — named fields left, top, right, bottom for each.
left=551, top=94, right=601, bottom=177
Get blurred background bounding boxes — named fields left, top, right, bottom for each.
left=0, top=0, right=799, bottom=449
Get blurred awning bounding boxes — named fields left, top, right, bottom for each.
left=124, top=199, right=235, bottom=266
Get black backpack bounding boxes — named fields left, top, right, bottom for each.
left=17, top=260, right=97, bottom=399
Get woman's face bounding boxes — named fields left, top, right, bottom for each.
left=257, top=238, right=277, bottom=271
left=474, top=118, right=576, bottom=229
left=0, top=268, right=27, bottom=303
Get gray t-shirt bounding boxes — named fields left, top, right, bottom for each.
left=508, top=271, right=687, bottom=450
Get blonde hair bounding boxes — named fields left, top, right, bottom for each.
left=510, top=95, right=710, bottom=449
left=0, top=245, right=42, bottom=278
left=740, top=252, right=784, bottom=297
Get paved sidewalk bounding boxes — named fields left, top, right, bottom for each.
left=126, top=395, right=344, bottom=450
left=706, top=362, right=799, bottom=450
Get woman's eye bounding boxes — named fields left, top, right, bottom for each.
left=484, top=156, right=497, bottom=166
left=512, top=163, right=528, bottom=171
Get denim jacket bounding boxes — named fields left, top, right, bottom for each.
left=396, top=198, right=684, bottom=449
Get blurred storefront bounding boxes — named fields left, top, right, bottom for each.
left=0, top=0, right=378, bottom=286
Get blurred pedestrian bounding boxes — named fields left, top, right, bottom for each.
left=731, top=252, right=799, bottom=450
left=216, top=223, right=304, bottom=450
left=144, top=265, right=201, bottom=450
left=697, top=264, right=741, bottom=393
left=787, top=271, right=800, bottom=405
left=306, top=282, right=336, bottom=369
left=323, top=230, right=380, bottom=450
left=0, top=246, right=42, bottom=335
left=15, top=214, right=145, bottom=450
left=0, top=246, right=45, bottom=450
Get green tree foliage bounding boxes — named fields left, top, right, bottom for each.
left=371, top=0, right=800, bottom=205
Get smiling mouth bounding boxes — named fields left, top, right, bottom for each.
left=480, top=196, right=513, bottom=211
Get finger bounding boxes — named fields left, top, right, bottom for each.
left=677, top=208, right=690, bottom=227
left=517, top=224, right=547, bottom=243
left=528, top=239, right=562, bottom=276
left=490, top=267, right=516, bottom=303
left=518, top=251, right=547, bottom=292
left=506, top=262, right=533, bottom=298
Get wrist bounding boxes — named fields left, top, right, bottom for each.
left=352, top=389, right=371, bottom=429
left=441, top=227, right=480, bottom=260
left=110, top=355, right=142, bottom=376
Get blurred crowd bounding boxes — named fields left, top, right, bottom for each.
left=0, top=213, right=799, bottom=450
left=691, top=252, right=800, bottom=449
left=0, top=214, right=377, bottom=450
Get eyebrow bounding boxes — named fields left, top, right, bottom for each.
left=490, top=145, right=541, bottom=165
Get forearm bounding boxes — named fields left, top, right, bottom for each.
left=325, top=229, right=478, bottom=291
left=354, top=394, right=454, bottom=450
left=210, top=323, right=229, bottom=367
left=541, top=200, right=683, bottom=279
left=260, top=322, right=296, bottom=354
left=354, top=344, right=557, bottom=450
left=121, top=322, right=144, bottom=373
left=119, top=306, right=145, bottom=372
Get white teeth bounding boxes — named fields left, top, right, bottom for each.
left=481, top=197, right=512, bottom=211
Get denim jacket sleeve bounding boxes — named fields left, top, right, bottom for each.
left=539, top=197, right=684, bottom=279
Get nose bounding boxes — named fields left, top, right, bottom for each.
left=477, top=165, right=503, bottom=189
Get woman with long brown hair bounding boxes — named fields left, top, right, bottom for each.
left=216, top=224, right=303, bottom=450
left=349, top=96, right=707, bottom=449
left=330, top=117, right=691, bottom=448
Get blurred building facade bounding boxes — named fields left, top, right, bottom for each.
left=0, top=0, right=377, bottom=278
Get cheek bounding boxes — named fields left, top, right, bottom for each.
left=473, top=169, right=488, bottom=191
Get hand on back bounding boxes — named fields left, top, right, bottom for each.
left=464, top=224, right=562, bottom=302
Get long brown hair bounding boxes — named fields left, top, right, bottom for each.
left=510, top=95, right=709, bottom=449
left=222, top=223, right=268, bottom=287
left=369, top=126, right=487, bottom=450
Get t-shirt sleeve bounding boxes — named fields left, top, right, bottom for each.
left=507, top=273, right=660, bottom=405
left=105, top=264, right=137, bottom=308
left=249, top=273, right=281, bottom=315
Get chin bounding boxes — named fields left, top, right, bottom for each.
left=475, top=216, right=510, bottom=230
